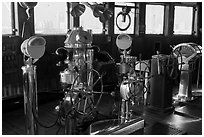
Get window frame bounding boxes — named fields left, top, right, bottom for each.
left=173, top=5, right=195, bottom=36
left=2, top=2, right=17, bottom=36
left=33, top=2, right=69, bottom=35
left=114, top=2, right=136, bottom=34
left=2, top=2, right=199, bottom=37
left=145, top=3, right=166, bottom=35
left=79, top=3, right=104, bottom=34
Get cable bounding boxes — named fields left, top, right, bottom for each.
left=31, top=101, right=63, bottom=128
left=135, top=61, right=150, bottom=80
left=168, top=47, right=183, bottom=80
left=166, top=54, right=178, bottom=80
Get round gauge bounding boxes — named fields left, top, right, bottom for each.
left=116, top=34, right=132, bottom=50
left=173, top=43, right=198, bottom=62
left=178, top=46, right=193, bottom=57
left=21, top=36, right=46, bottom=59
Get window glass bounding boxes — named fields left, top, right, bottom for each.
left=2, top=2, right=12, bottom=34
left=145, top=5, right=164, bottom=34
left=34, top=2, right=67, bottom=34
left=114, top=6, right=135, bottom=34
left=115, top=2, right=135, bottom=7
left=174, top=6, right=193, bottom=35
left=80, top=5, right=103, bottom=34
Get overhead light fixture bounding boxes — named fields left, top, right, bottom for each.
left=92, top=4, right=105, bottom=18
left=71, top=2, right=113, bottom=23
left=71, top=3, right=86, bottom=17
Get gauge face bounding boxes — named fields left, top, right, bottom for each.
left=180, top=46, right=195, bottom=57
left=173, top=43, right=196, bottom=58
left=116, top=34, right=132, bottom=50
left=21, top=36, right=46, bottom=59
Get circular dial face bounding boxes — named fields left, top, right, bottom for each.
left=21, top=36, right=46, bottom=59
left=180, top=46, right=195, bottom=57
left=116, top=34, right=132, bottom=50
left=173, top=43, right=196, bottom=58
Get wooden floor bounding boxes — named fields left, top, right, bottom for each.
left=143, top=97, right=202, bottom=135
left=2, top=88, right=202, bottom=135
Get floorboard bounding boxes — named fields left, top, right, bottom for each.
left=2, top=90, right=202, bottom=135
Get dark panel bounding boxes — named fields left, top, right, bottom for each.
left=2, top=36, right=24, bottom=99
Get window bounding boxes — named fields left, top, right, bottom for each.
left=80, top=4, right=103, bottom=34
left=2, top=2, right=12, bottom=34
left=34, top=2, right=67, bottom=34
left=174, top=6, right=193, bottom=35
left=145, top=4, right=164, bottom=34
left=115, top=2, right=135, bottom=7
left=114, top=3, right=135, bottom=34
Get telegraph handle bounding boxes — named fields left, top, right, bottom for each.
left=156, top=51, right=161, bottom=75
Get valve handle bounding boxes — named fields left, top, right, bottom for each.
left=156, top=51, right=161, bottom=75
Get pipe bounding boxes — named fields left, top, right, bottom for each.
left=120, top=99, right=126, bottom=124
left=22, top=61, right=38, bottom=135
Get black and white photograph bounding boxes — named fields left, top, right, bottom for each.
left=1, top=1, right=202, bottom=135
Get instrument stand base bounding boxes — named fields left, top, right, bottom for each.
left=146, top=106, right=175, bottom=115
